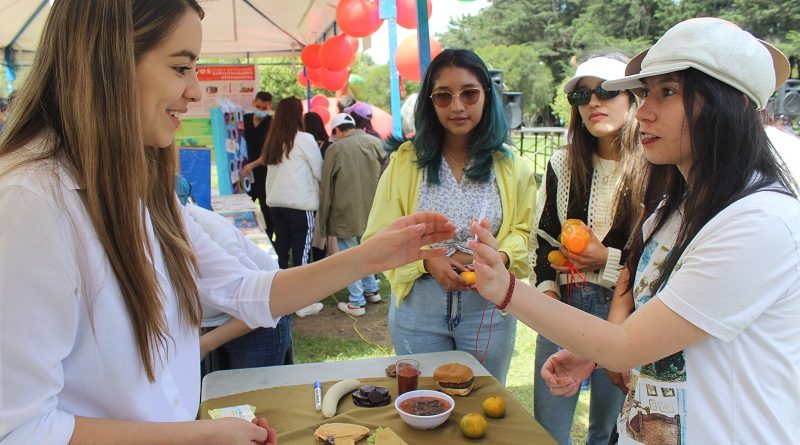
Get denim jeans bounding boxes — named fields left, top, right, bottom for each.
left=201, top=316, right=293, bottom=377
left=337, top=237, right=379, bottom=307
left=533, top=283, right=625, bottom=445
left=388, top=275, right=515, bottom=384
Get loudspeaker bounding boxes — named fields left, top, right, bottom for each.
left=488, top=69, right=504, bottom=94
left=503, top=92, right=523, bottom=129
left=777, top=79, right=800, bottom=116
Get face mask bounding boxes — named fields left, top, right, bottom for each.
left=254, top=110, right=268, bottom=119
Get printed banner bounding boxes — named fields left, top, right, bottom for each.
left=187, top=64, right=258, bottom=117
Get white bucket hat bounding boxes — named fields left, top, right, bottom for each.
left=602, top=17, right=790, bottom=110
left=563, top=57, right=628, bottom=93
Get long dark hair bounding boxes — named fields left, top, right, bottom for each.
left=303, top=111, right=328, bottom=143
left=567, top=54, right=646, bottom=240
left=264, top=97, right=303, bottom=165
left=413, top=48, right=509, bottom=185
left=627, top=68, right=798, bottom=293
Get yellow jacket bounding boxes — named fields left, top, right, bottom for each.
left=362, top=141, right=536, bottom=303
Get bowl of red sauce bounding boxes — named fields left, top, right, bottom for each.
left=394, top=389, right=455, bottom=430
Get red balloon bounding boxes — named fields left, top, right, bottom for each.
left=297, top=70, right=310, bottom=88
left=320, top=35, right=356, bottom=71
left=346, top=35, right=360, bottom=53
left=320, top=67, right=350, bottom=91
left=310, top=94, right=329, bottom=110
left=396, top=0, right=432, bottom=30
left=305, top=66, right=323, bottom=87
left=396, top=34, right=443, bottom=82
left=336, top=0, right=383, bottom=37
left=301, top=43, right=322, bottom=69
left=311, top=105, right=331, bottom=124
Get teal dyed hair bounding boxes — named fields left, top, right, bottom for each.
left=412, top=48, right=509, bottom=184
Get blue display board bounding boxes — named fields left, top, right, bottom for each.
left=210, top=105, right=252, bottom=196
left=178, top=147, right=212, bottom=210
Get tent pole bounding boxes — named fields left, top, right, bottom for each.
left=416, top=0, right=431, bottom=80
left=380, top=0, right=402, bottom=138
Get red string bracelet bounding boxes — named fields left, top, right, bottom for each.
left=496, top=271, right=516, bottom=310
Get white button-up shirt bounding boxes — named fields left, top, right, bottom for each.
left=0, top=146, right=279, bottom=443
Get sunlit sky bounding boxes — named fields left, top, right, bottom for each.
left=363, top=0, right=490, bottom=65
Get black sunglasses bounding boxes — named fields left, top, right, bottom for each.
left=567, top=86, right=620, bottom=106
left=429, top=88, right=484, bottom=108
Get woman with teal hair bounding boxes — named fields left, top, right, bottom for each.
left=363, top=48, right=536, bottom=383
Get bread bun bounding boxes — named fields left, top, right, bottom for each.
left=433, top=363, right=475, bottom=396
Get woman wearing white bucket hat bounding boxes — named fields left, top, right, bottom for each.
left=470, top=17, right=799, bottom=444
left=531, top=53, right=646, bottom=445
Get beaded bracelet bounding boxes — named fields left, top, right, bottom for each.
left=496, top=271, right=516, bottom=310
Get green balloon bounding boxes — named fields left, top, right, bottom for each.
left=348, top=74, right=366, bottom=98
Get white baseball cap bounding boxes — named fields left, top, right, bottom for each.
left=331, top=113, right=355, bottom=129
left=602, top=17, right=790, bottom=110
left=563, top=57, right=628, bottom=93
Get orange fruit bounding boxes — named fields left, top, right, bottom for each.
left=482, top=396, right=506, bottom=418
left=460, top=271, right=477, bottom=285
left=561, top=219, right=590, bottom=254
left=459, top=413, right=488, bottom=439
left=547, top=250, right=568, bottom=267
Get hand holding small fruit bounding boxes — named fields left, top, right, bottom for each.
left=551, top=220, right=609, bottom=274
left=425, top=256, right=470, bottom=292
left=467, top=221, right=510, bottom=306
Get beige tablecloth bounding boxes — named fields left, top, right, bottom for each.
left=199, top=376, right=557, bottom=444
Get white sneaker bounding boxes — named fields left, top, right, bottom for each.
left=364, top=291, right=382, bottom=303
left=337, top=302, right=366, bottom=316
left=295, top=302, right=324, bottom=317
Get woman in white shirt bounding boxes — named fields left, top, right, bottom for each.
left=530, top=55, right=645, bottom=445
left=243, top=97, right=324, bottom=317
left=0, top=1, right=454, bottom=444
left=471, top=18, right=800, bottom=445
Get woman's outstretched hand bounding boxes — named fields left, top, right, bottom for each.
left=362, top=212, right=455, bottom=273
left=540, top=350, right=595, bottom=397
left=252, top=417, right=278, bottom=445
left=468, top=220, right=509, bottom=306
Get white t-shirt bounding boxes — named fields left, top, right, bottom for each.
left=766, top=125, right=800, bottom=182
left=0, top=152, right=280, bottom=443
left=617, top=189, right=800, bottom=444
left=264, top=131, right=323, bottom=210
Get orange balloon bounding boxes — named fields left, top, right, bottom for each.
left=301, top=43, right=322, bottom=69
left=396, top=0, right=432, bottom=29
left=396, top=33, right=442, bottom=82
left=320, top=35, right=356, bottom=71
left=547, top=250, right=569, bottom=267
left=561, top=219, right=590, bottom=254
left=346, top=35, right=360, bottom=52
left=320, top=67, right=350, bottom=92
left=336, top=0, right=383, bottom=37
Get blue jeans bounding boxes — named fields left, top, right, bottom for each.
left=533, top=283, right=625, bottom=445
left=201, top=316, right=293, bottom=377
left=337, top=237, right=379, bottom=307
left=388, top=275, right=515, bottom=384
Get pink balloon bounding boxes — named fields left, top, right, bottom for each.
left=310, top=94, right=329, bottom=110
left=345, top=35, right=360, bottom=52
left=301, top=43, right=322, bottom=69
left=396, top=33, right=443, bottom=82
left=296, top=70, right=310, bottom=88
left=311, top=105, right=331, bottom=124
left=336, top=0, right=383, bottom=37
left=320, top=35, right=356, bottom=71
left=396, top=0, right=432, bottom=30
left=320, top=67, right=350, bottom=92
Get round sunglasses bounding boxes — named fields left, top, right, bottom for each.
left=567, top=86, right=620, bottom=106
left=429, top=88, right=484, bottom=108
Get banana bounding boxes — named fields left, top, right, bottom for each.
left=321, top=378, right=362, bottom=418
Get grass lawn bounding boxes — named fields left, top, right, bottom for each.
left=293, top=280, right=591, bottom=443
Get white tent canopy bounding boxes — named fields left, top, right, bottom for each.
left=0, top=0, right=339, bottom=64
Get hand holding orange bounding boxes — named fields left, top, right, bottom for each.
left=547, top=250, right=569, bottom=267
left=459, top=271, right=477, bottom=285
left=561, top=219, right=590, bottom=254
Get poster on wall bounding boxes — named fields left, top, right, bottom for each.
left=211, top=101, right=253, bottom=196
left=187, top=65, right=258, bottom=117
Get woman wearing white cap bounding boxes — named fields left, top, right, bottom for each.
left=470, top=18, right=799, bottom=444
left=531, top=54, right=645, bottom=445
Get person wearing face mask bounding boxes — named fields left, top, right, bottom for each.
left=244, top=91, right=274, bottom=239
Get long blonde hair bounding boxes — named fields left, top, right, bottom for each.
left=0, top=0, right=204, bottom=382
